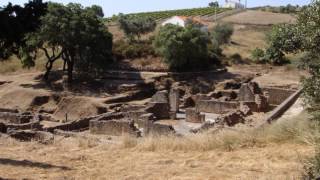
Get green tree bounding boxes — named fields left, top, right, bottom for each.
left=211, top=23, right=234, bottom=45
left=0, top=0, right=47, bottom=59
left=118, top=14, right=156, bottom=41
left=153, top=24, right=211, bottom=71
left=264, top=24, right=301, bottom=65
left=209, top=1, right=219, bottom=8
left=25, top=3, right=113, bottom=82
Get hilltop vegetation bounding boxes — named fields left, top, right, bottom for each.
left=107, top=7, right=230, bottom=22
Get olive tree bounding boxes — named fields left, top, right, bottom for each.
left=153, top=24, right=211, bottom=71
left=118, top=14, right=156, bottom=41
left=26, top=3, right=113, bottom=82
left=211, top=23, right=234, bottom=45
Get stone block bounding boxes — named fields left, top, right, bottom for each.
left=186, top=108, right=205, bottom=123
left=217, top=111, right=244, bottom=127
left=0, top=122, right=7, bottom=133
left=145, top=102, right=170, bottom=119
left=239, top=103, right=252, bottom=116
left=169, top=89, right=180, bottom=112
left=144, top=122, right=175, bottom=136
left=151, top=90, right=168, bottom=103
left=196, top=100, right=239, bottom=114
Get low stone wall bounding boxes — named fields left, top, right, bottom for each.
left=90, top=120, right=140, bottom=136
left=196, top=100, right=239, bottom=114
left=0, top=112, right=34, bottom=124
left=264, top=89, right=302, bottom=124
left=263, top=87, right=296, bottom=105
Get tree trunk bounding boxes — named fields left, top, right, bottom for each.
left=43, top=61, right=53, bottom=81
left=67, top=60, right=74, bottom=83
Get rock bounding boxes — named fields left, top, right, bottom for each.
left=182, top=96, right=195, bottom=108
left=151, top=90, right=169, bottom=103
left=144, top=122, right=175, bottom=136
left=0, top=122, right=7, bottom=133
left=8, top=130, right=54, bottom=144
left=145, top=102, right=170, bottom=119
left=240, top=104, right=252, bottom=116
left=217, top=111, right=245, bottom=126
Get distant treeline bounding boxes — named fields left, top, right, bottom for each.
left=251, top=4, right=308, bottom=14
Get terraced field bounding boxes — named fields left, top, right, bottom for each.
left=106, top=7, right=230, bottom=22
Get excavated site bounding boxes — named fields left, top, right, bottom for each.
left=0, top=67, right=302, bottom=143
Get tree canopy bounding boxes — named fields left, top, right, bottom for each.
left=209, top=1, right=219, bottom=8
left=118, top=14, right=156, bottom=41
left=26, top=3, right=113, bottom=82
left=0, top=0, right=47, bottom=59
left=153, top=24, right=211, bottom=71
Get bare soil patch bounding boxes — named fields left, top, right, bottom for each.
left=221, top=10, right=296, bottom=25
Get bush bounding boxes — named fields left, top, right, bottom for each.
left=153, top=24, right=212, bottom=71
left=211, top=23, right=234, bottom=45
left=251, top=48, right=266, bottom=63
left=113, top=40, right=156, bottom=60
left=118, top=14, right=156, bottom=41
left=264, top=24, right=301, bottom=65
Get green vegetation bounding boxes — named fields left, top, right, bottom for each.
left=256, top=4, right=306, bottom=14
left=0, top=0, right=47, bottom=59
left=118, top=14, right=156, bottom=41
left=107, top=7, right=230, bottom=22
left=208, top=1, right=219, bottom=8
left=153, top=24, right=220, bottom=71
left=211, top=23, right=234, bottom=45
left=25, top=3, right=113, bottom=82
left=269, top=1, right=320, bottom=178
left=259, top=24, right=301, bottom=65
left=251, top=48, right=265, bottom=63
left=113, top=39, right=156, bottom=59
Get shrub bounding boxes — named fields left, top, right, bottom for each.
left=118, top=14, right=156, bottom=41
left=211, top=23, right=234, bottom=45
left=113, top=40, right=156, bottom=60
left=251, top=48, right=266, bottom=63
left=153, top=24, right=212, bottom=71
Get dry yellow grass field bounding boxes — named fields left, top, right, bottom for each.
left=0, top=112, right=316, bottom=179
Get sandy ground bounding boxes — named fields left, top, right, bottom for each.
left=0, top=136, right=313, bottom=180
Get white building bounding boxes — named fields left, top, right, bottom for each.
left=224, top=0, right=245, bottom=9
left=161, top=16, right=209, bottom=32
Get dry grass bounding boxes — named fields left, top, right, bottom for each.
left=221, top=10, right=296, bottom=25
left=0, top=52, right=63, bottom=75
left=0, top=112, right=316, bottom=179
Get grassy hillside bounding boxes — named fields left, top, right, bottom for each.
left=106, top=7, right=230, bottom=22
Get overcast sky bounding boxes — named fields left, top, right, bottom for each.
left=0, top=0, right=311, bottom=17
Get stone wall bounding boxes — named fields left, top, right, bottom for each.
left=0, top=112, right=34, bottom=124
left=263, top=89, right=302, bottom=124
left=262, top=87, right=296, bottom=105
left=196, top=100, right=239, bottom=114
left=90, top=120, right=140, bottom=136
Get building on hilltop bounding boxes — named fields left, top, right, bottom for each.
left=161, top=16, right=209, bottom=32
left=223, top=0, right=245, bottom=9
